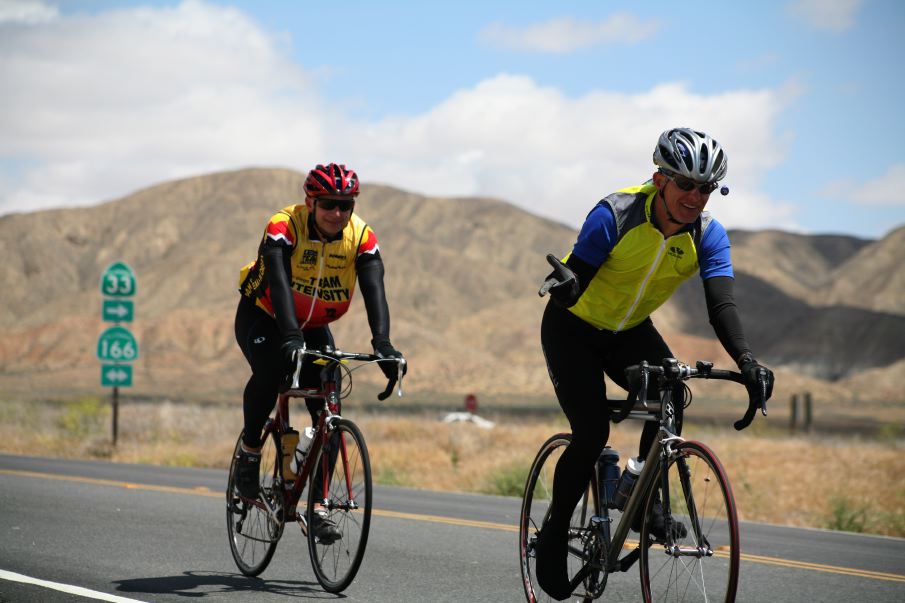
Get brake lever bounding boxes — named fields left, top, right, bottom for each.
left=289, top=346, right=306, bottom=390
left=376, top=358, right=406, bottom=401
left=758, top=368, right=768, bottom=416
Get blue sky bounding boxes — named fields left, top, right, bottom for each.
left=1, top=0, right=903, bottom=238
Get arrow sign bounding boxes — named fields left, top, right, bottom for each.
left=102, top=299, right=134, bottom=323
left=100, top=261, right=137, bottom=297
left=101, top=364, right=133, bottom=387
left=97, top=326, right=139, bottom=362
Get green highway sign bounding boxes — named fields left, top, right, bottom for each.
left=97, top=326, right=138, bottom=362
left=100, top=261, right=136, bottom=297
left=101, top=364, right=133, bottom=387
left=102, top=299, right=134, bottom=323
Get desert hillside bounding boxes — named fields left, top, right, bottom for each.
left=0, top=168, right=902, bottom=407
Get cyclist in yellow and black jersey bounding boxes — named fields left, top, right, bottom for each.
left=535, top=128, right=775, bottom=600
left=234, top=163, right=406, bottom=541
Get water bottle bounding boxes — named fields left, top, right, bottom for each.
left=290, top=426, right=315, bottom=475
left=613, top=456, right=645, bottom=511
left=281, top=429, right=299, bottom=480
left=597, top=447, right=620, bottom=509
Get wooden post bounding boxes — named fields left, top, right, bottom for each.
left=804, top=392, right=813, bottom=432
left=790, top=394, right=798, bottom=434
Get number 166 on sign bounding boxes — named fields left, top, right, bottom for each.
left=97, top=326, right=139, bottom=361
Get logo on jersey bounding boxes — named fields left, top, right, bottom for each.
left=668, top=246, right=685, bottom=259
left=301, top=249, right=318, bottom=265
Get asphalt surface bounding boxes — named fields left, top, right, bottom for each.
left=1, top=453, right=903, bottom=602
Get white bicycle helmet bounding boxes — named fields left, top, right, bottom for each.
left=653, top=128, right=728, bottom=183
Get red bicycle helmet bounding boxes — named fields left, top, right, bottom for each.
left=303, top=163, right=360, bottom=198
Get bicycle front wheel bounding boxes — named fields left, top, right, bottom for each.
left=306, top=418, right=372, bottom=593
left=519, top=433, right=601, bottom=603
left=640, top=440, right=739, bottom=602
left=226, top=430, right=282, bottom=576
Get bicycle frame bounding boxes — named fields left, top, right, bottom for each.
left=571, top=359, right=750, bottom=587
left=602, top=413, right=674, bottom=573
left=257, top=347, right=402, bottom=519
left=262, top=363, right=353, bottom=523
left=228, top=346, right=403, bottom=591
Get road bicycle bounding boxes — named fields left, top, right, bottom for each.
left=226, top=346, right=405, bottom=593
left=519, top=255, right=768, bottom=602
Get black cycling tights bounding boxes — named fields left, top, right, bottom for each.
left=234, top=296, right=337, bottom=449
left=540, top=302, right=676, bottom=533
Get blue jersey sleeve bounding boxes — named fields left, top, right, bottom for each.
left=572, top=202, right=618, bottom=267
left=698, top=218, right=734, bottom=279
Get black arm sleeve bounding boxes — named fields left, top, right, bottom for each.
left=262, top=244, right=300, bottom=336
left=704, top=276, right=752, bottom=365
left=356, top=252, right=391, bottom=344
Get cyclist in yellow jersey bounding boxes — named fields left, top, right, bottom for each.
left=535, top=128, right=775, bottom=599
left=234, top=163, right=406, bottom=542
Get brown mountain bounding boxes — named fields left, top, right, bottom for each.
left=0, top=168, right=902, bottom=404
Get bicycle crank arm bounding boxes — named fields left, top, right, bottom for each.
left=259, top=495, right=283, bottom=526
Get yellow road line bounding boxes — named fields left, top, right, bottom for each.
left=3, top=468, right=903, bottom=583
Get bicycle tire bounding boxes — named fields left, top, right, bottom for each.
left=639, top=440, right=740, bottom=602
left=226, top=430, right=283, bottom=576
left=519, top=433, right=601, bottom=603
left=306, top=418, right=373, bottom=593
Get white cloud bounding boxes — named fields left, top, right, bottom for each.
left=350, top=75, right=800, bottom=231
left=786, top=0, right=865, bottom=32
left=480, top=13, right=660, bottom=53
left=0, top=1, right=798, bottom=234
left=0, top=0, right=324, bottom=212
left=821, top=163, right=905, bottom=206
left=0, top=0, right=58, bottom=24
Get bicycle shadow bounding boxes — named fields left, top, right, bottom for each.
left=113, top=570, right=344, bottom=599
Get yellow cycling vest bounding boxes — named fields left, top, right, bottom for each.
left=567, top=183, right=706, bottom=332
left=238, top=204, right=378, bottom=329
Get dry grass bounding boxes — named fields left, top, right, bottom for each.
left=1, top=397, right=902, bottom=537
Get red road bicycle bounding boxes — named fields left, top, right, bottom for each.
left=226, top=346, right=404, bottom=593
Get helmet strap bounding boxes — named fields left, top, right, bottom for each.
left=658, top=189, right=685, bottom=225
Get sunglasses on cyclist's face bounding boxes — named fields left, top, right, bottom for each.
left=317, top=198, right=355, bottom=212
left=665, top=172, right=719, bottom=195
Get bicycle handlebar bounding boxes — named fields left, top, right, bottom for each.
left=538, top=253, right=577, bottom=297
left=287, top=346, right=406, bottom=401
left=621, top=358, right=768, bottom=430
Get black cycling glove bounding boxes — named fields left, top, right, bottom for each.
left=738, top=353, right=775, bottom=403
left=548, top=275, right=580, bottom=308
left=373, top=338, right=406, bottom=381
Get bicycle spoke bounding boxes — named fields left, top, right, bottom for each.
left=307, top=420, right=372, bottom=594
left=226, top=432, right=281, bottom=576
left=640, top=441, right=739, bottom=602
left=519, top=433, right=607, bottom=602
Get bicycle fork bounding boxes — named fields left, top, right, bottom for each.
left=662, top=454, right=712, bottom=559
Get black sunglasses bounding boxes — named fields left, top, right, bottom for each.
left=664, top=171, right=719, bottom=195
left=317, top=199, right=355, bottom=212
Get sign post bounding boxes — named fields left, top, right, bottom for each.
left=99, top=262, right=137, bottom=445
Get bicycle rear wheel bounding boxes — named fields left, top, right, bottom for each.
left=226, top=430, right=283, bottom=576
left=640, top=440, right=739, bottom=602
left=306, top=418, right=372, bottom=593
left=519, top=433, right=601, bottom=603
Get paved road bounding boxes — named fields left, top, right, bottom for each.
left=1, top=453, right=903, bottom=602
